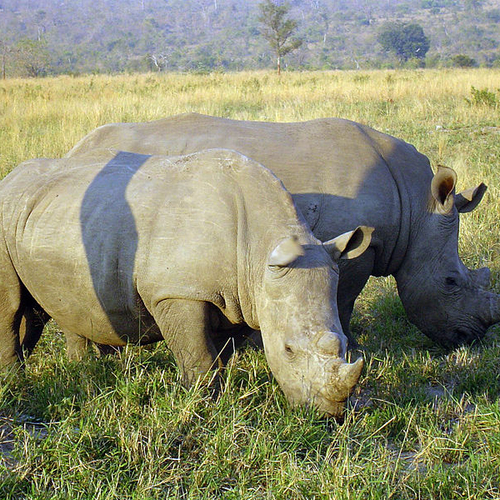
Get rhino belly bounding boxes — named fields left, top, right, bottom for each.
left=18, top=257, right=160, bottom=346
left=11, top=225, right=160, bottom=346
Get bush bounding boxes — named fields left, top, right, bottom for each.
left=378, top=22, right=430, bottom=63
left=451, top=54, right=477, bottom=68
left=466, top=86, right=498, bottom=107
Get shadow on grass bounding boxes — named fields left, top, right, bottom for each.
left=351, top=290, right=500, bottom=411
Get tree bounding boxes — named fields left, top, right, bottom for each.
left=0, top=40, right=12, bottom=79
left=148, top=53, right=168, bottom=71
left=258, top=0, right=302, bottom=74
left=465, top=0, right=484, bottom=10
left=378, top=22, right=430, bottom=64
left=15, top=38, right=50, bottom=77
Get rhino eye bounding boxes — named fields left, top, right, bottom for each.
left=445, top=276, right=459, bottom=288
left=284, top=344, right=295, bottom=356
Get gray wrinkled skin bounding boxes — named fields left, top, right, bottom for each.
left=0, top=149, right=370, bottom=416
left=66, top=113, right=500, bottom=347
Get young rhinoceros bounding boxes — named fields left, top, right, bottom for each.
left=66, top=113, right=500, bottom=348
left=0, top=149, right=372, bottom=416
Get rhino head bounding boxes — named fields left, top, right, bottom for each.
left=257, top=226, right=372, bottom=417
left=395, top=165, right=500, bottom=348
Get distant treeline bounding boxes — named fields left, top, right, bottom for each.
left=1, top=0, right=499, bottom=76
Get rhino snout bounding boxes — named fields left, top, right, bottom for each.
left=338, top=357, right=364, bottom=389
left=328, top=357, right=364, bottom=400
left=302, top=357, right=364, bottom=418
left=277, top=333, right=363, bottom=417
left=449, top=290, right=500, bottom=347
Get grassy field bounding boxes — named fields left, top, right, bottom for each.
left=0, top=69, right=499, bottom=499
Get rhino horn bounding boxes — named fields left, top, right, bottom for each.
left=470, top=267, right=491, bottom=289
left=338, top=357, right=364, bottom=392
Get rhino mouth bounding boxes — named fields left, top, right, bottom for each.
left=450, top=327, right=483, bottom=347
left=306, top=397, right=346, bottom=419
left=435, top=318, right=489, bottom=348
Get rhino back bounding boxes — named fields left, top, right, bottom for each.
left=69, top=114, right=433, bottom=275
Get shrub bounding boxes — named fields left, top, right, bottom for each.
left=466, top=86, right=498, bottom=107
left=452, top=54, right=478, bottom=68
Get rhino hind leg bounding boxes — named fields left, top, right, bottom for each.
left=19, top=301, right=51, bottom=358
left=152, top=299, right=220, bottom=386
left=0, top=264, right=25, bottom=369
left=0, top=311, right=23, bottom=369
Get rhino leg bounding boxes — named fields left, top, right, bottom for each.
left=65, top=330, right=92, bottom=360
left=0, top=262, right=24, bottom=368
left=337, top=249, right=375, bottom=349
left=64, top=331, right=122, bottom=360
left=19, top=305, right=51, bottom=358
left=152, top=299, right=219, bottom=386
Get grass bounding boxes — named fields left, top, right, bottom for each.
left=1, top=69, right=500, bottom=499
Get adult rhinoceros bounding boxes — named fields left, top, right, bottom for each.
left=65, top=113, right=500, bottom=348
left=0, top=148, right=373, bottom=416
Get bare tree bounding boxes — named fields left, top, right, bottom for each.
left=149, top=53, right=168, bottom=71
left=0, top=41, right=12, bottom=79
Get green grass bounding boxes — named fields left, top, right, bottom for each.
left=1, top=69, right=500, bottom=499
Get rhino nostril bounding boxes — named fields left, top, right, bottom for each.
left=452, top=328, right=477, bottom=346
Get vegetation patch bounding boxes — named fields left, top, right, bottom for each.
left=0, top=69, right=499, bottom=499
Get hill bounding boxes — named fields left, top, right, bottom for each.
left=0, top=0, right=499, bottom=75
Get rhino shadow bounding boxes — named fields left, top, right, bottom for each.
left=80, top=151, right=150, bottom=338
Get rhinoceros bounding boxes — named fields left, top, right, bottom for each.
left=66, top=113, right=499, bottom=348
left=0, top=148, right=373, bottom=416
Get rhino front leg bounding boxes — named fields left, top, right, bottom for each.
left=65, top=330, right=92, bottom=360
left=152, top=299, right=219, bottom=386
left=337, top=248, right=375, bottom=349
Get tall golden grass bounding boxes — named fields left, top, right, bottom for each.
left=1, top=69, right=498, bottom=173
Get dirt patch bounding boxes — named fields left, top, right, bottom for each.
left=0, top=419, right=16, bottom=469
left=0, top=415, right=49, bottom=471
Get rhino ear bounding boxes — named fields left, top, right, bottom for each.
left=269, top=236, right=305, bottom=267
left=431, top=165, right=457, bottom=214
left=323, top=226, right=374, bottom=262
left=455, top=183, right=487, bottom=213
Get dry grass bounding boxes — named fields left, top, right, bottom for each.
left=1, top=69, right=498, bottom=175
